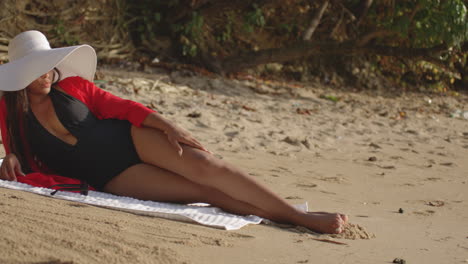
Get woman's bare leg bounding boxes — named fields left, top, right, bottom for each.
left=131, top=126, right=347, bottom=234
left=103, top=163, right=274, bottom=219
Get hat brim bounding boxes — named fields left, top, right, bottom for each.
left=0, top=45, right=96, bottom=91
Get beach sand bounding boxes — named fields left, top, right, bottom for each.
left=1, top=68, right=467, bottom=264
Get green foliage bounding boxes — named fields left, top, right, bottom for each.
left=175, top=11, right=204, bottom=57
left=135, top=11, right=161, bottom=40
left=216, top=12, right=235, bottom=43
left=52, top=20, right=78, bottom=46
left=413, top=0, right=467, bottom=47
left=125, top=0, right=166, bottom=42
left=278, top=23, right=294, bottom=34
left=371, top=0, right=468, bottom=48
left=125, top=1, right=205, bottom=57
left=167, top=0, right=180, bottom=7
left=183, top=12, right=204, bottom=40
left=361, top=0, right=468, bottom=90
left=244, top=4, right=266, bottom=33
left=320, top=94, right=340, bottom=102
left=118, top=0, right=466, bottom=90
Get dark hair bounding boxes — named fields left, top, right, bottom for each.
left=3, top=68, right=61, bottom=172
left=3, top=88, right=30, bottom=171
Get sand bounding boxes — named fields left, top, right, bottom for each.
left=0, top=67, right=467, bottom=264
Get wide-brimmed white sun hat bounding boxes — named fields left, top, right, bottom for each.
left=0, top=30, right=96, bottom=91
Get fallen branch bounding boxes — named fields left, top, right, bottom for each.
left=218, top=41, right=450, bottom=73
left=357, top=30, right=400, bottom=46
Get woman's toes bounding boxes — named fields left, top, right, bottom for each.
left=304, top=211, right=347, bottom=234
left=334, top=226, right=343, bottom=234
left=340, top=214, right=349, bottom=224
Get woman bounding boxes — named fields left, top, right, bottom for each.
left=0, top=30, right=347, bottom=234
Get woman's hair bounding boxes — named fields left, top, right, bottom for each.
left=3, top=68, right=61, bottom=172
left=3, top=88, right=30, bottom=172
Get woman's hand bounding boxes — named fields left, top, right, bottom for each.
left=0, top=153, right=25, bottom=181
left=164, top=124, right=211, bottom=156
left=142, top=112, right=211, bottom=156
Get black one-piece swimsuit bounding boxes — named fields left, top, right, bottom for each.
left=27, top=88, right=141, bottom=190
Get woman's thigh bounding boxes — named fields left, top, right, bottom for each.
left=131, top=126, right=226, bottom=181
left=103, top=163, right=206, bottom=203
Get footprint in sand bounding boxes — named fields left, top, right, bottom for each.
left=7, top=195, right=24, bottom=200
left=277, top=166, right=291, bottom=172
left=285, top=196, right=302, bottom=200
left=399, top=148, right=417, bottom=154
left=296, top=183, right=318, bottom=188
left=413, top=210, right=436, bottom=216
left=424, top=178, right=441, bottom=183
left=31, top=261, right=75, bottom=264
left=440, top=162, right=455, bottom=167
left=317, top=176, right=347, bottom=184
left=426, top=200, right=445, bottom=207
left=227, top=233, right=255, bottom=239
left=68, top=203, right=89, bottom=208
left=379, top=165, right=396, bottom=169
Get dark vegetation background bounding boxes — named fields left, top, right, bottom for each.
left=0, top=0, right=467, bottom=92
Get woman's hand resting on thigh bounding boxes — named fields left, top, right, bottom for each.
left=0, top=153, right=25, bottom=181
left=164, top=124, right=211, bottom=156
left=142, top=112, right=211, bottom=156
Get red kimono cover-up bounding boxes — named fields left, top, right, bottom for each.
left=0, top=76, right=155, bottom=190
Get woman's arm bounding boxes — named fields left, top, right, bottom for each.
left=59, top=76, right=155, bottom=127
left=141, top=112, right=210, bottom=156
left=61, top=77, right=210, bottom=156
left=140, top=111, right=173, bottom=131
left=0, top=153, right=25, bottom=181
left=0, top=98, right=11, bottom=154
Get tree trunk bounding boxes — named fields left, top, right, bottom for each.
left=454, top=42, right=468, bottom=89
left=357, top=0, right=373, bottom=26
left=303, top=0, right=329, bottom=41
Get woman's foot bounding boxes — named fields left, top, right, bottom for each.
left=312, top=211, right=349, bottom=225
left=294, top=211, right=348, bottom=234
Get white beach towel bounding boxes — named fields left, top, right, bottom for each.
left=0, top=179, right=264, bottom=230
left=0, top=158, right=308, bottom=230
left=0, top=178, right=309, bottom=231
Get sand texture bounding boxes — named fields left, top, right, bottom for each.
left=1, top=68, right=467, bottom=264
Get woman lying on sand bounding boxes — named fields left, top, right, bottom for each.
left=0, top=31, right=347, bottom=234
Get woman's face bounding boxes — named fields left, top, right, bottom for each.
left=26, top=70, right=54, bottom=95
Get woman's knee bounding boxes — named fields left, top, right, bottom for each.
left=185, top=148, right=229, bottom=181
